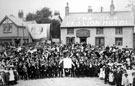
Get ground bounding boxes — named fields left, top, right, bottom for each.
left=14, top=77, right=110, bottom=86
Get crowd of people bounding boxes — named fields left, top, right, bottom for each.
left=0, top=42, right=134, bottom=86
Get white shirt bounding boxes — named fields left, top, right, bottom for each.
left=63, top=57, right=73, bottom=69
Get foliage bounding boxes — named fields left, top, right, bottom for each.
left=51, top=19, right=61, bottom=38
left=26, top=7, right=52, bottom=23
left=26, top=7, right=61, bottom=38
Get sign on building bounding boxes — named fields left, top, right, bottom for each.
left=76, top=29, right=90, bottom=37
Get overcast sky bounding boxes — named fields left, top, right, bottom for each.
left=0, top=0, right=134, bottom=20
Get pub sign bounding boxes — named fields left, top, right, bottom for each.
left=76, top=29, right=90, bottom=37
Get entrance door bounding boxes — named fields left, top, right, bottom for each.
left=80, top=37, right=87, bottom=43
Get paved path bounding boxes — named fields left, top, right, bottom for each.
left=14, top=77, right=110, bottom=86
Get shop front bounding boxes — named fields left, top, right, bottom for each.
left=76, top=29, right=90, bottom=43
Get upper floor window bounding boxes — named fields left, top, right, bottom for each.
left=3, top=24, right=12, bottom=33
left=67, top=28, right=74, bottom=34
left=115, top=27, right=123, bottom=34
left=96, top=27, right=103, bottom=35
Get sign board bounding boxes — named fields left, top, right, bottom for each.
left=76, top=29, right=90, bottom=37
left=61, top=12, right=134, bottom=27
left=66, top=20, right=129, bottom=27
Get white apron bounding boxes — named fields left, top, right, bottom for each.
left=9, top=70, right=14, bottom=81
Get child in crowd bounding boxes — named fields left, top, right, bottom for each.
left=109, top=71, right=114, bottom=85
left=99, top=67, right=105, bottom=79
left=122, top=73, right=129, bottom=86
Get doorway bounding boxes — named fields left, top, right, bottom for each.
left=80, top=37, right=87, bottom=43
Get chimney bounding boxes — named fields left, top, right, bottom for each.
left=18, top=10, right=24, bottom=19
left=18, top=10, right=20, bottom=18
left=65, top=2, right=69, bottom=16
left=101, top=6, right=103, bottom=12
left=21, top=10, right=24, bottom=18
left=110, top=0, right=115, bottom=14
left=88, top=6, right=92, bottom=13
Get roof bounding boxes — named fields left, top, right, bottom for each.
left=25, top=20, right=37, bottom=24
left=61, top=11, right=134, bottom=28
left=0, top=15, right=26, bottom=27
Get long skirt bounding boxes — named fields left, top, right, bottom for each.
left=9, top=71, right=14, bottom=81
left=99, top=68, right=105, bottom=79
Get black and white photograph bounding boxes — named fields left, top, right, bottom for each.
left=0, top=0, right=135, bottom=86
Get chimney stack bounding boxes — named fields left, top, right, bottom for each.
left=18, top=10, right=24, bottom=19
left=101, top=6, right=103, bottom=12
left=88, top=6, right=92, bottom=13
left=110, top=0, right=115, bottom=14
left=65, top=2, right=69, bottom=16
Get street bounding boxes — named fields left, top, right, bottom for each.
left=14, top=77, right=110, bottom=86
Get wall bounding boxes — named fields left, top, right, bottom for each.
left=18, top=27, right=29, bottom=38
left=0, top=23, right=32, bottom=45
left=0, top=23, right=17, bottom=37
left=61, top=27, right=134, bottom=48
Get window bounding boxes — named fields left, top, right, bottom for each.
left=115, top=27, right=123, bottom=34
left=95, top=37, right=104, bottom=46
left=66, top=37, right=75, bottom=44
left=96, top=27, right=103, bottom=35
left=3, top=24, right=12, bottom=33
left=67, top=28, right=74, bottom=34
left=115, top=38, right=123, bottom=46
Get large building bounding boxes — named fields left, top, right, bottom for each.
left=61, top=1, right=135, bottom=49
left=0, top=11, right=35, bottom=46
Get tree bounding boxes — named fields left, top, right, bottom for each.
left=26, top=7, right=62, bottom=39
left=51, top=19, right=61, bottom=38
left=54, top=11, right=60, bottom=16
left=26, top=13, right=36, bottom=21
left=26, top=7, right=52, bottom=23
left=50, top=11, right=62, bottom=39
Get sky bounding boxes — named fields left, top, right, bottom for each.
left=0, top=0, right=134, bottom=21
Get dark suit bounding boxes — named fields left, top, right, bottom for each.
left=115, top=71, right=123, bottom=86
left=104, top=66, right=110, bottom=84
left=133, top=78, right=135, bottom=86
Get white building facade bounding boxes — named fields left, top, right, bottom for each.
left=61, top=2, right=135, bottom=49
